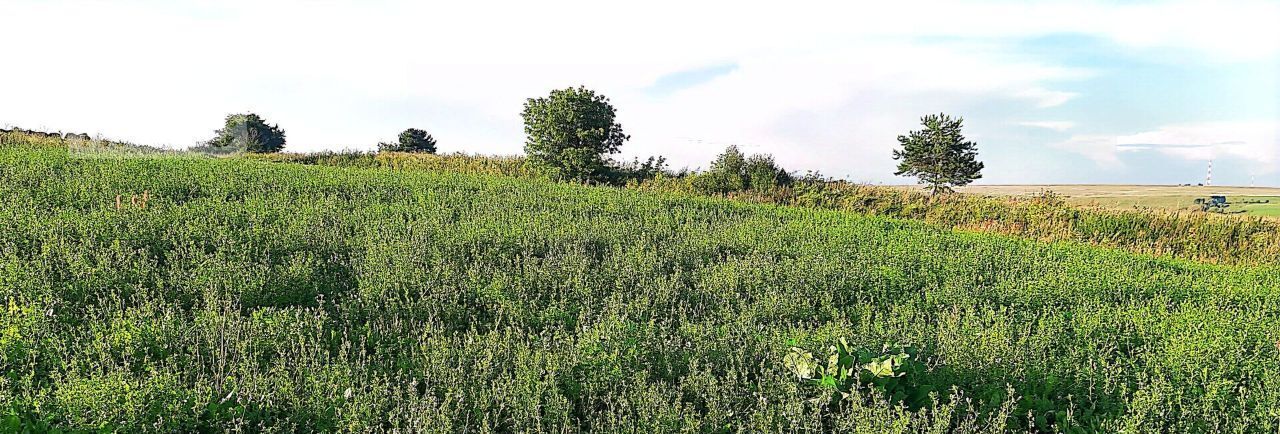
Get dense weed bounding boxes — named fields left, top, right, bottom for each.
left=635, top=176, right=1280, bottom=266
left=3, top=134, right=1280, bottom=432
left=242, top=144, right=1280, bottom=266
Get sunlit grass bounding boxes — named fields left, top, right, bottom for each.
left=3, top=134, right=1280, bottom=432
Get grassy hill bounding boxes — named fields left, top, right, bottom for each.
left=236, top=149, right=1280, bottom=266
left=3, top=138, right=1280, bottom=432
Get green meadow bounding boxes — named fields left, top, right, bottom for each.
left=1239, top=198, right=1280, bottom=217
left=3, top=138, right=1280, bottom=433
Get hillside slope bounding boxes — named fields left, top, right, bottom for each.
left=240, top=147, right=1280, bottom=266
left=3, top=143, right=1280, bottom=432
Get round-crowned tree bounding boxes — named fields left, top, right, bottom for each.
left=380, top=128, right=437, bottom=153
left=207, top=113, right=286, bottom=153
left=521, top=86, right=628, bottom=182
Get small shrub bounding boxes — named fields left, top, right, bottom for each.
left=784, top=340, right=934, bottom=410
left=605, top=156, right=669, bottom=185
left=743, top=153, right=792, bottom=191
left=693, top=146, right=792, bottom=194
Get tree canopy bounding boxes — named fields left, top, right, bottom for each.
left=206, top=113, right=286, bottom=153
left=521, top=86, right=628, bottom=182
left=380, top=128, right=437, bottom=153
left=892, top=113, right=983, bottom=194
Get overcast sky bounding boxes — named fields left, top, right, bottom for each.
left=3, top=0, right=1278, bottom=185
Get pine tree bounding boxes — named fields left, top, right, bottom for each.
left=892, top=113, right=984, bottom=194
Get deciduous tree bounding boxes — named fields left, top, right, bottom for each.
left=521, top=86, right=628, bottom=182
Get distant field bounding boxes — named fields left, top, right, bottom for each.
left=953, top=184, right=1280, bottom=217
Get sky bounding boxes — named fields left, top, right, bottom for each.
left=2, top=0, right=1278, bottom=186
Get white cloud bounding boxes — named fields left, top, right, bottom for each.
left=615, top=39, right=1092, bottom=177
left=1014, top=88, right=1080, bottom=108
left=1119, top=122, right=1280, bottom=166
left=0, top=0, right=1276, bottom=182
left=1018, top=121, right=1076, bottom=132
left=1056, top=121, right=1280, bottom=172
left=1052, top=135, right=1124, bottom=168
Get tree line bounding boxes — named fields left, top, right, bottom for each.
left=191, top=86, right=983, bottom=194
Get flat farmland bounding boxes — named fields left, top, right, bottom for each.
left=951, top=184, right=1280, bottom=217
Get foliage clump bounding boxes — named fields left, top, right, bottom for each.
left=784, top=340, right=934, bottom=410
left=893, top=113, right=983, bottom=194
left=200, top=113, right=287, bottom=154
left=606, top=156, right=669, bottom=185
left=379, top=128, right=437, bottom=154
left=521, top=86, right=628, bottom=183
left=692, top=145, right=793, bottom=194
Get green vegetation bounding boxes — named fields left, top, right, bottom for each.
left=636, top=176, right=1280, bottom=266
left=952, top=186, right=1280, bottom=219
left=1067, top=195, right=1280, bottom=218
left=1074, top=194, right=1228, bottom=212
left=379, top=128, right=437, bottom=154
left=214, top=143, right=1280, bottom=267
left=196, top=113, right=287, bottom=154
left=4, top=133, right=1280, bottom=432
left=691, top=146, right=794, bottom=195
left=893, top=113, right=984, bottom=195
left=521, top=86, right=629, bottom=183
left=1239, top=198, right=1280, bottom=217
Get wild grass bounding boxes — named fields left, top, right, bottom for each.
left=244, top=151, right=543, bottom=179
left=3, top=134, right=1280, bottom=432
left=235, top=147, right=1280, bottom=266
left=770, top=181, right=1280, bottom=265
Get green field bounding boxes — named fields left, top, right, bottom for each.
left=1239, top=198, right=1280, bottom=217
left=4, top=142, right=1280, bottom=433
left=955, top=185, right=1280, bottom=218
left=1066, top=195, right=1280, bottom=217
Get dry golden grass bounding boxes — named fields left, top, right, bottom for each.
left=937, top=184, right=1280, bottom=217
left=953, top=184, right=1280, bottom=198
